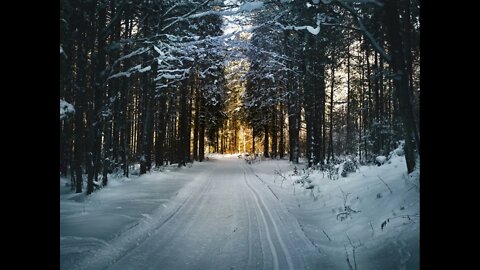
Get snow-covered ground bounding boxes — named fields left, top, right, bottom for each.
left=61, top=151, right=419, bottom=270
left=247, top=152, right=419, bottom=270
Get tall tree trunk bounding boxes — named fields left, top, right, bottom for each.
left=279, top=101, right=285, bottom=159
left=271, top=107, right=277, bottom=158
left=140, top=75, right=154, bottom=174
left=373, top=50, right=380, bottom=155
left=102, top=120, right=111, bottom=187
left=199, top=119, right=205, bottom=162
left=74, top=24, right=86, bottom=194
left=379, top=46, right=385, bottom=154
left=313, top=57, right=325, bottom=165
left=288, top=98, right=300, bottom=164
left=284, top=30, right=299, bottom=164
left=85, top=0, right=98, bottom=195
left=346, top=41, right=353, bottom=155
left=155, top=96, right=167, bottom=167
left=384, top=0, right=419, bottom=173
left=328, top=59, right=335, bottom=162
left=95, top=1, right=108, bottom=187
left=251, top=128, right=255, bottom=154
left=185, top=79, right=194, bottom=163
left=263, top=124, right=269, bottom=158
left=193, top=84, right=200, bottom=161
left=177, top=82, right=189, bottom=167
left=360, top=47, right=368, bottom=161
left=215, top=130, right=219, bottom=153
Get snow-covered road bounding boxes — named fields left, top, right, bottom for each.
left=61, top=157, right=331, bottom=270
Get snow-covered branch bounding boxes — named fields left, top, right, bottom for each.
left=111, top=47, right=150, bottom=69
left=162, top=1, right=265, bottom=32
left=107, top=64, right=152, bottom=80
left=334, top=0, right=391, bottom=62
left=188, top=1, right=265, bottom=19
left=161, top=0, right=212, bottom=32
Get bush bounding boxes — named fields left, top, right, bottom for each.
left=375, top=156, right=387, bottom=166
left=341, top=160, right=357, bottom=177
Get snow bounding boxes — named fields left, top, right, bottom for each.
left=60, top=44, right=67, bottom=58
left=61, top=147, right=418, bottom=269
left=108, top=64, right=153, bottom=80
left=375, top=155, right=387, bottom=165
left=245, top=150, right=419, bottom=269
left=238, top=1, right=264, bottom=12
left=139, top=66, right=151, bottom=73
left=306, top=25, right=320, bottom=35
left=276, top=22, right=321, bottom=36
left=189, top=1, right=264, bottom=19
left=112, top=47, right=150, bottom=68
left=60, top=99, right=75, bottom=120
left=157, top=73, right=183, bottom=80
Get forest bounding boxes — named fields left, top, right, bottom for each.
left=60, top=0, right=419, bottom=195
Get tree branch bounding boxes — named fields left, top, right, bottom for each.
left=335, top=0, right=391, bottom=63
left=161, top=0, right=212, bottom=32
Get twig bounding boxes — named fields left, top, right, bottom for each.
left=346, top=233, right=353, bottom=246
left=369, top=221, right=375, bottom=236
left=338, top=187, right=351, bottom=208
left=323, top=229, right=332, bottom=242
left=344, top=245, right=354, bottom=270
left=346, top=233, right=362, bottom=270
left=389, top=214, right=419, bottom=221
left=274, top=169, right=287, bottom=187
left=353, top=244, right=357, bottom=270
left=377, top=175, right=393, bottom=194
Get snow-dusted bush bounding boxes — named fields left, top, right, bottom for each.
left=375, top=156, right=387, bottom=166
left=341, top=160, right=357, bottom=177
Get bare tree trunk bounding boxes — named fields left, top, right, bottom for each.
left=177, top=82, right=188, bottom=167
left=199, top=120, right=205, bottom=162
left=271, top=107, right=277, bottom=158
left=279, top=102, right=285, bottom=159
left=264, top=124, right=269, bottom=158
left=328, top=57, right=335, bottom=162
left=155, top=97, right=167, bottom=167
left=193, top=82, right=200, bottom=161
left=346, top=41, right=353, bottom=155
left=72, top=5, right=88, bottom=193
left=384, top=0, right=419, bottom=173
left=251, top=128, right=255, bottom=154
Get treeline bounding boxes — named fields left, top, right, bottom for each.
left=60, top=0, right=227, bottom=194
left=242, top=0, right=419, bottom=173
left=60, top=0, right=420, bottom=195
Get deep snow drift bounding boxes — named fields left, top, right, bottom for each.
left=60, top=151, right=419, bottom=270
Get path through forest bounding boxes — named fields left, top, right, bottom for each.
left=61, top=156, right=331, bottom=270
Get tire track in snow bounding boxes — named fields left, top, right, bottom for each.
left=243, top=166, right=294, bottom=270
left=241, top=183, right=254, bottom=269
left=109, top=169, right=218, bottom=269
left=248, top=164, right=324, bottom=257
left=246, top=165, right=281, bottom=202
left=76, top=168, right=215, bottom=270
left=243, top=170, right=279, bottom=270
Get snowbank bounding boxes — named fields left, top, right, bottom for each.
left=247, top=152, right=419, bottom=269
